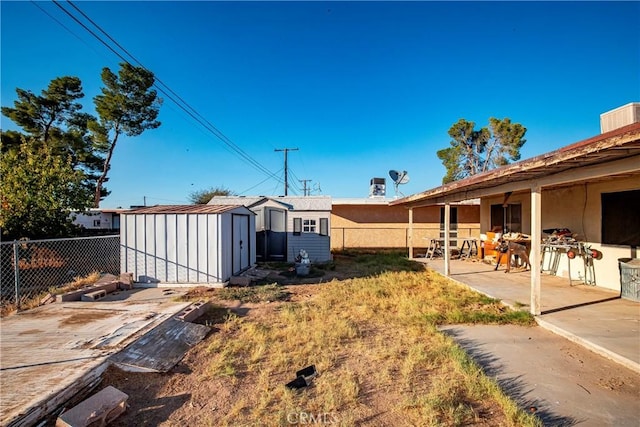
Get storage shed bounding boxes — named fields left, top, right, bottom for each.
left=208, top=196, right=332, bottom=262
left=120, top=205, right=256, bottom=285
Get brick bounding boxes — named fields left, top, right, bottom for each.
left=119, top=272, right=134, bottom=290
left=175, top=300, right=211, bottom=323
left=94, top=274, right=118, bottom=286
left=81, top=289, right=106, bottom=302
left=59, top=282, right=119, bottom=302
left=56, top=386, right=128, bottom=427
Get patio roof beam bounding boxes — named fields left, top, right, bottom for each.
left=396, top=154, right=640, bottom=209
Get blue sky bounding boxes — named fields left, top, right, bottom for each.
left=2, top=1, right=638, bottom=207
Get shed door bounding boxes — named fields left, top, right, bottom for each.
left=267, top=208, right=286, bottom=261
left=232, top=214, right=250, bottom=274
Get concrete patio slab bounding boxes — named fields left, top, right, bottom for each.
left=0, top=287, right=190, bottom=427
left=420, top=258, right=640, bottom=373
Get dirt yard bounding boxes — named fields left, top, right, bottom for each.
left=101, top=284, right=509, bottom=427
left=103, top=285, right=331, bottom=426
left=93, top=253, right=536, bottom=426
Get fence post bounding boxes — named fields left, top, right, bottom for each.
left=13, top=240, right=21, bottom=310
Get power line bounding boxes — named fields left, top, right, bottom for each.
left=49, top=0, right=282, bottom=185
left=64, top=0, right=268, bottom=175
left=30, top=1, right=99, bottom=55
left=238, top=168, right=283, bottom=195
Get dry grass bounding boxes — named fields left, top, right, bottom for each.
left=201, top=269, right=539, bottom=426
left=0, top=271, right=102, bottom=317
left=51, top=271, right=102, bottom=294
left=215, top=283, right=291, bottom=303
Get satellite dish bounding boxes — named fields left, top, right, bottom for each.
left=389, top=170, right=410, bottom=197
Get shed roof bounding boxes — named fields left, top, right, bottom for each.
left=391, top=122, right=640, bottom=208
left=122, top=205, right=247, bottom=215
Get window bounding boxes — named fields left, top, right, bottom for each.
left=93, top=220, right=101, bottom=227
left=602, top=190, right=640, bottom=246
left=491, top=204, right=521, bottom=233
left=319, top=218, right=328, bottom=236
left=293, top=218, right=302, bottom=235
left=303, top=219, right=316, bottom=233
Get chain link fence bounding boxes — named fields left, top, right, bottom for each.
left=1, top=235, right=120, bottom=308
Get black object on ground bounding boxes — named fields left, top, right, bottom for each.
left=285, top=376, right=308, bottom=390
left=285, top=365, right=318, bottom=390
left=296, top=365, right=317, bottom=379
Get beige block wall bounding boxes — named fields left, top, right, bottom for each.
left=331, top=204, right=480, bottom=250
left=481, top=177, right=640, bottom=291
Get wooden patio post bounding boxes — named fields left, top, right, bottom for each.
left=530, top=185, right=542, bottom=315
left=408, top=207, right=414, bottom=258
left=444, top=203, right=451, bottom=276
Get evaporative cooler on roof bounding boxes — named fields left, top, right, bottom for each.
left=369, top=178, right=386, bottom=198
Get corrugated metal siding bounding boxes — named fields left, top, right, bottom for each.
left=220, top=213, right=231, bottom=276
left=121, top=212, right=231, bottom=284
left=287, top=211, right=331, bottom=262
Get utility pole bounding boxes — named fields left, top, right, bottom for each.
left=299, top=179, right=312, bottom=196
left=274, top=147, right=299, bottom=195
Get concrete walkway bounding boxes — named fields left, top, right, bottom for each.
left=418, top=258, right=640, bottom=426
left=421, top=258, right=640, bottom=372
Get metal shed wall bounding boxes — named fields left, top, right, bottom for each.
left=120, top=207, right=255, bottom=284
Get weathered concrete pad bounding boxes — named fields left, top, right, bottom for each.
left=0, top=289, right=190, bottom=427
left=439, top=324, right=640, bottom=426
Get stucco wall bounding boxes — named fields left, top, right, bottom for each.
left=481, top=177, right=639, bottom=291
left=480, top=192, right=531, bottom=233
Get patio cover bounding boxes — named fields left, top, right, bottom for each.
left=390, top=122, right=640, bottom=314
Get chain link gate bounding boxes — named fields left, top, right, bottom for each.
left=0, top=235, right=120, bottom=309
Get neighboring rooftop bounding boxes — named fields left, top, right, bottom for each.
left=208, top=195, right=332, bottom=211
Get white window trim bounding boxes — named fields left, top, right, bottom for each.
left=303, top=219, right=317, bottom=233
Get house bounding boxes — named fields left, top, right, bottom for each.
left=120, top=205, right=256, bottom=285
left=208, top=196, right=332, bottom=263
left=331, top=198, right=480, bottom=251
left=391, top=103, right=640, bottom=314
left=72, top=209, right=123, bottom=232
